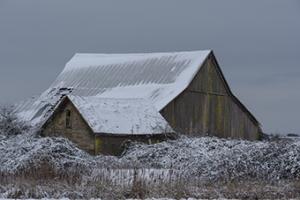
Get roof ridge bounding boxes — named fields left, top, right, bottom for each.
left=73, top=50, right=212, bottom=57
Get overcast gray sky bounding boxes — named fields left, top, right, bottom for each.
left=0, top=0, right=299, bottom=134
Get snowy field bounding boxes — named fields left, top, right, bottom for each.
left=1, top=128, right=300, bottom=199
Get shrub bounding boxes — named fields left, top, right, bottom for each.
left=0, top=106, right=29, bottom=136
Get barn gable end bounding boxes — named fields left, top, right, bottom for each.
left=160, top=52, right=260, bottom=140
left=41, top=97, right=95, bottom=154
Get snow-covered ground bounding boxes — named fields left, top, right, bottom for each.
left=1, top=131, right=300, bottom=198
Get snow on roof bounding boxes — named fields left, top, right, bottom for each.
left=16, top=87, right=72, bottom=126
left=67, top=96, right=174, bottom=135
left=51, top=50, right=211, bottom=110
left=16, top=50, right=211, bottom=126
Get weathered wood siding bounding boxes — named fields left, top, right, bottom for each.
left=161, top=54, right=259, bottom=140
left=41, top=100, right=96, bottom=154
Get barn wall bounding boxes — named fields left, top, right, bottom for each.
left=160, top=54, right=259, bottom=140
left=41, top=100, right=95, bottom=154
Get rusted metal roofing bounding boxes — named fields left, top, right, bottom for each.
left=16, top=50, right=211, bottom=127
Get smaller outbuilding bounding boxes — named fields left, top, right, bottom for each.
left=41, top=95, right=174, bottom=155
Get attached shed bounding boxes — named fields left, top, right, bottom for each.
left=16, top=50, right=262, bottom=155
left=41, top=96, right=173, bottom=155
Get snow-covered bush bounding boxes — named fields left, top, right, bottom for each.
left=1, top=131, right=300, bottom=198
left=0, top=132, right=120, bottom=180
left=1, top=132, right=300, bottom=182
left=0, top=106, right=29, bottom=136
left=122, top=136, right=300, bottom=181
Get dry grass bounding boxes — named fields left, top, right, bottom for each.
left=1, top=148, right=300, bottom=199
left=1, top=166, right=300, bottom=199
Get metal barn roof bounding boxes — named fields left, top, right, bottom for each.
left=16, top=50, right=211, bottom=127
left=52, top=50, right=211, bottom=109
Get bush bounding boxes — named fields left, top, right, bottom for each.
left=0, top=106, right=30, bottom=136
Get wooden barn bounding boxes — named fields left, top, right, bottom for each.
left=16, top=50, right=261, bottom=155
left=41, top=96, right=174, bottom=155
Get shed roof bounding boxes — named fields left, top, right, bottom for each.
left=66, top=96, right=174, bottom=135
left=16, top=50, right=212, bottom=126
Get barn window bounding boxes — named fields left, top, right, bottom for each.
left=66, top=109, right=72, bottom=129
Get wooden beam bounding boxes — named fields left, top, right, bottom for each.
left=188, top=90, right=226, bottom=96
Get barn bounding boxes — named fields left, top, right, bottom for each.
left=16, top=50, right=261, bottom=155
left=41, top=96, right=174, bottom=155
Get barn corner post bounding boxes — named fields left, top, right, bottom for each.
left=95, top=135, right=102, bottom=155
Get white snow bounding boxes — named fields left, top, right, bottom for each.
left=65, top=50, right=211, bottom=72
left=61, top=50, right=211, bottom=110
left=16, top=87, right=73, bottom=127
left=68, top=95, right=174, bottom=134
